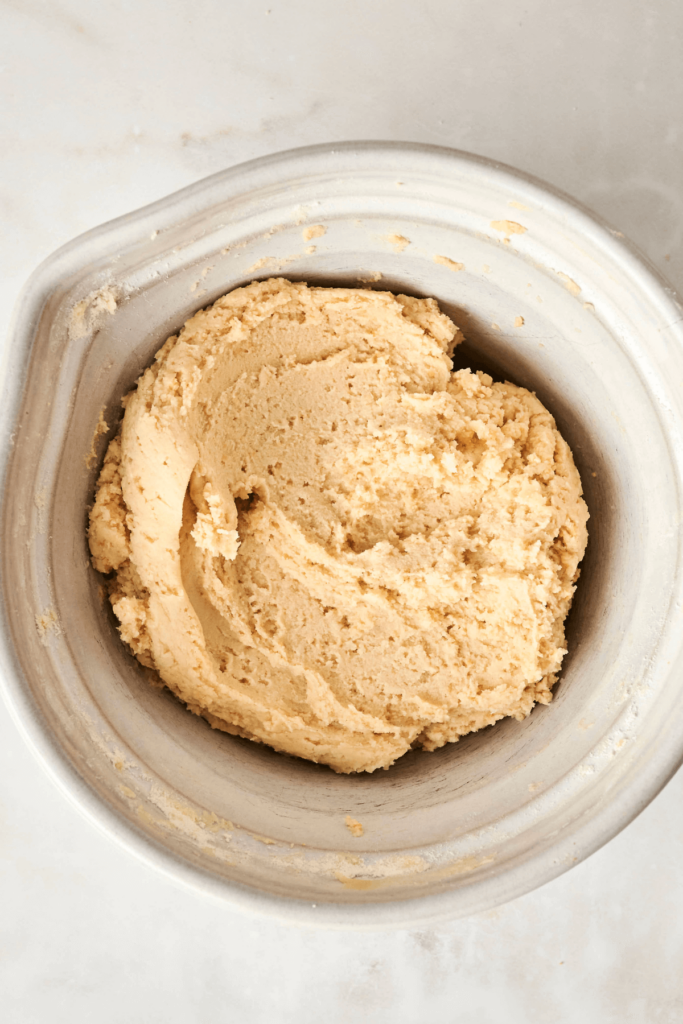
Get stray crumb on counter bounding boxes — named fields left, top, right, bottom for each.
left=514, top=316, right=525, bottom=327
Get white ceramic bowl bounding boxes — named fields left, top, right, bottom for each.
left=2, top=143, right=683, bottom=929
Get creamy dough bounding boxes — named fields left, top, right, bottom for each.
left=89, top=279, right=588, bottom=773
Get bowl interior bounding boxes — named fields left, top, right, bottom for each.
left=4, top=147, right=683, bottom=923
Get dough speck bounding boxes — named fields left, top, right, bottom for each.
left=434, top=255, right=464, bottom=272
left=345, top=816, right=364, bottom=837
left=302, top=225, right=326, bottom=241
left=490, top=220, right=527, bottom=236
left=387, top=234, right=410, bottom=252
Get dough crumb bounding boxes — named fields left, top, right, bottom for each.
left=36, top=607, right=61, bottom=645
left=387, top=233, right=410, bottom=252
left=345, top=816, right=364, bottom=837
left=557, top=272, right=581, bottom=296
left=514, top=316, right=525, bottom=327
left=248, top=255, right=298, bottom=274
left=490, top=219, right=527, bottom=236
left=69, top=285, right=119, bottom=340
left=248, top=257, right=271, bottom=272
left=302, top=224, right=326, bottom=241
left=434, top=255, right=464, bottom=272
left=85, top=408, right=109, bottom=469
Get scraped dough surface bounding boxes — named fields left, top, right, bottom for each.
left=89, top=279, right=588, bottom=773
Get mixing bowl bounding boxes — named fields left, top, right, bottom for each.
left=2, top=142, right=683, bottom=928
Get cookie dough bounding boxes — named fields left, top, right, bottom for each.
left=89, top=279, right=588, bottom=773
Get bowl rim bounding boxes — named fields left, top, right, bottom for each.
left=2, top=140, right=683, bottom=930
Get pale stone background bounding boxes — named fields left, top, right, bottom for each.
left=2, top=1, right=683, bottom=1020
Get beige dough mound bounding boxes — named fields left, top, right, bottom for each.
left=89, top=279, right=588, bottom=773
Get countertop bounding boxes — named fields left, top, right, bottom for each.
left=2, top=2, right=683, bottom=1021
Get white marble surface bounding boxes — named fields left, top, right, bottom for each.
left=2, top=1, right=683, bottom=1020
